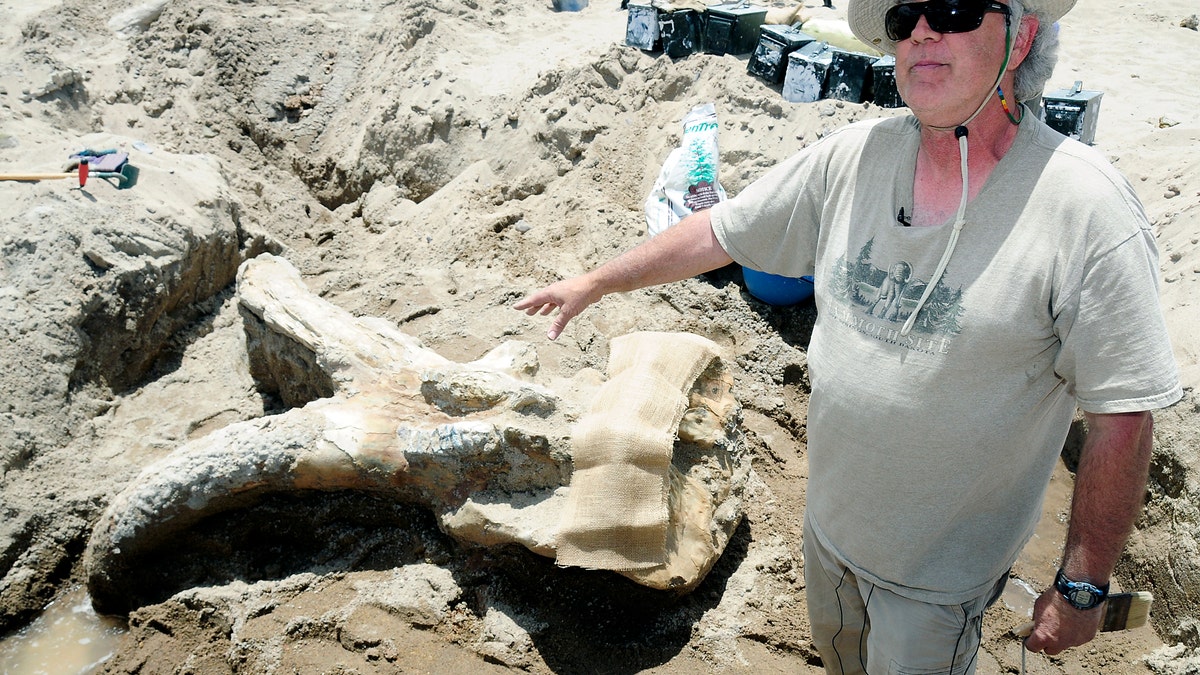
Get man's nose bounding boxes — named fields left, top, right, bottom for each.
left=909, top=14, right=940, bottom=40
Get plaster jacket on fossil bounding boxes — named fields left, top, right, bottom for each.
left=84, top=254, right=749, bottom=615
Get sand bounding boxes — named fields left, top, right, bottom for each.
left=1, top=0, right=1198, bottom=673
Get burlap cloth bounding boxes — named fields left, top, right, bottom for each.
left=555, top=331, right=722, bottom=571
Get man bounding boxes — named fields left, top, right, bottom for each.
left=515, top=0, right=1182, bottom=671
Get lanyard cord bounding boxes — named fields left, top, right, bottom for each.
left=900, top=126, right=969, bottom=337
left=899, top=15, right=1017, bottom=338
left=925, top=10, right=1016, bottom=134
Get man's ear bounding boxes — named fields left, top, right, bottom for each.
left=1008, top=14, right=1040, bottom=71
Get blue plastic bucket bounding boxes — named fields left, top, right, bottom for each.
left=742, top=268, right=814, bottom=305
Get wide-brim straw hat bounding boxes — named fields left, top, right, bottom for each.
left=848, top=0, right=1077, bottom=55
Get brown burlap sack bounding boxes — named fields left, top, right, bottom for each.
left=555, top=332, right=722, bottom=570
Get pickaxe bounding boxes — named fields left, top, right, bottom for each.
left=0, top=162, right=138, bottom=189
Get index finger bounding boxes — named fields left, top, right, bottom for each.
left=512, top=292, right=557, bottom=315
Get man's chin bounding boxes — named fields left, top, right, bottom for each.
left=903, top=94, right=976, bottom=129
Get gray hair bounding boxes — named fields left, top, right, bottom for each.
left=1009, top=0, right=1061, bottom=102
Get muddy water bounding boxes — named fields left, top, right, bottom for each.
left=1000, top=575, right=1039, bottom=618
left=0, top=586, right=127, bottom=675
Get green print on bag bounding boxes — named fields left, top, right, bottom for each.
left=644, top=103, right=729, bottom=236
left=683, top=134, right=720, bottom=213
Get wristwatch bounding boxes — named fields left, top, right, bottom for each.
left=1054, top=568, right=1109, bottom=610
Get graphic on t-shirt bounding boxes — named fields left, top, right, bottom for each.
left=866, top=261, right=912, bottom=321
left=828, top=238, right=965, bottom=349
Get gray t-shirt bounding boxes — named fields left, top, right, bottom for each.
left=710, top=114, right=1183, bottom=603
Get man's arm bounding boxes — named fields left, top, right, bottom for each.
left=1025, top=410, right=1154, bottom=655
left=513, top=209, right=733, bottom=340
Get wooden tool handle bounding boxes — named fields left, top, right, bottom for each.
left=0, top=173, right=75, bottom=181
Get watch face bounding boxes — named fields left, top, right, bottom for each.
left=1055, top=569, right=1108, bottom=609
left=1072, top=588, right=1096, bottom=607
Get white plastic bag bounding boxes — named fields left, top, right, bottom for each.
left=644, top=103, right=728, bottom=236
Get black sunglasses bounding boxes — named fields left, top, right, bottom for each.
left=885, top=0, right=1011, bottom=41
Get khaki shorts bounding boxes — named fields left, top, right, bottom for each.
left=803, top=519, right=1007, bottom=675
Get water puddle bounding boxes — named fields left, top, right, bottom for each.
left=1001, top=575, right=1039, bottom=618
left=0, top=585, right=127, bottom=675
